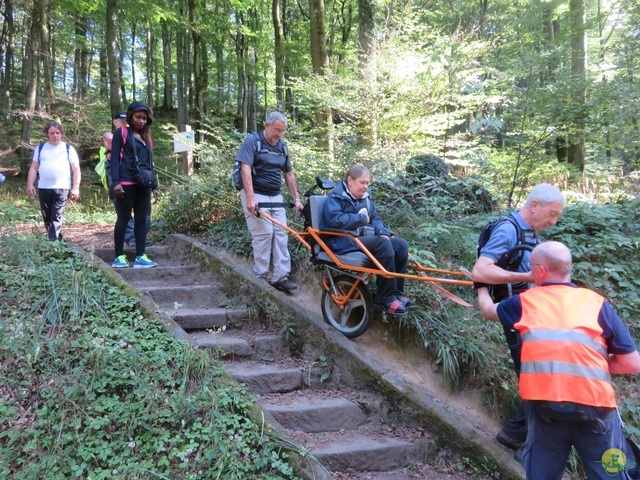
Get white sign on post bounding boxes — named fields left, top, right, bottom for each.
left=173, top=131, right=195, bottom=153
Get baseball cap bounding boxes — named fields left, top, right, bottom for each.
left=126, top=102, right=153, bottom=125
left=112, top=111, right=127, bottom=120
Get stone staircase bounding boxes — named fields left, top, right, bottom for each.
left=92, top=234, right=523, bottom=480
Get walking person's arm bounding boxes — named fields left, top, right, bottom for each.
left=70, top=161, right=81, bottom=200
left=284, top=170, right=302, bottom=212
left=241, top=163, right=258, bottom=215
left=26, top=162, right=39, bottom=197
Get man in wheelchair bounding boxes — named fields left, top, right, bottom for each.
left=321, top=164, right=413, bottom=316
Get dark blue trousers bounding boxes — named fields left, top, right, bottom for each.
left=358, top=235, right=408, bottom=305
left=522, top=404, right=636, bottom=479
left=38, top=188, right=69, bottom=241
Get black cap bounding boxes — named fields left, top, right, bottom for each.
left=112, top=111, right=127, bottom=120
left=126, top=101, right=153, bottom=125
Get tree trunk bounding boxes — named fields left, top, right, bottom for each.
left=20, top=0, right=44, bottom=173
left=130, top=21, right=137, bottom=100
left=190, top=0, right=208, bottom=140
left=73, top=16, right=89, bottom=99
left=1, top=0, right=15, bottom=123
left=40, top=7, right=54, bottom=103
left=569, top=0, right=586, bottom=171
left=235, top=12, right=247, bottom=130
left=176, top=0, right=190, bottom=129
left=308, top=0, right=332, bottom=150
left=248, top=8, right=258, bottom=130
left=357, top=0, right=375, bottom=146
left=145, top=23, right=154, bottom=106
left=99, top=46, right=108, bottom=98
left=273, top=0, right=285, bottom=111
left=161, top=22, right=173, bottom=111
left=106, top=0, right=121, bottom=114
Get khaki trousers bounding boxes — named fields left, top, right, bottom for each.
left=240, top=190, right=291, bottom=283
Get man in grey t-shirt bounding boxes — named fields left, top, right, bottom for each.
left=236, top=112, right=302, bottom=292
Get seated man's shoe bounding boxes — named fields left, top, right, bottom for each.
left=496, top=430, right=524, bottom=451
left=513, top=448, right=523, bottom=464
left=125, top=239, right=136, bottom=248
left=399, top=295, right=415, bottom=308
left=270, top=279, right=297, bottom=292
left=375, top=299, right=408, bottom=317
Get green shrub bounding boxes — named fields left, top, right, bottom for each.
left=0, top=234, right=303, bottom=480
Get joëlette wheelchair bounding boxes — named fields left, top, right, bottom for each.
left=255, top=177, right=474, bottom=338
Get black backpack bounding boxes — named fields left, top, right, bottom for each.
left=477, top=214, right=537, bottom=301
left=476, top=214, right=536, bottom=271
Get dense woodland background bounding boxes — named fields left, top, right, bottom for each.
left=1, top=0, right=639, bottom=179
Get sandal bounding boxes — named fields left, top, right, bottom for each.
left=375, top=299, right=407, bottom=317
left=399, top=296, right=415, bottom=309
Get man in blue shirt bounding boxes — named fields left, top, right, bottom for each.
left=472, top=184, right=566, bottom=451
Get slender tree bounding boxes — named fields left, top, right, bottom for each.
left=309, top=0, right=332, bottom=149
left=273, top=0, right=285, bottom=111
left=106, top=0, right=121, bottom=114
left=20, top=0, right=44, bottom=172
left=569, top=0, right=586, bottom=171
left=1, top=0, right=15, bottom=122
left=161, top=20, right=174, bottom=111
left=356, top=0, right=375, bottom=146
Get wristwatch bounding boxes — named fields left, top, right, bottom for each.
left=294, top=198, right=301, bottom=203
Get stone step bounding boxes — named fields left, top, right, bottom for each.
left=169, top=307, right=249, bottom=330
left=141, top=285, right=228, bottom=309
left=249, top=335, right=292, bottom=361
left=93, top=245, right=188, bottom=265
left=262, top=396, right=368, bottom=432
left=225, top=362, right=303, bottom=394
left=304, top=430, right=433, bottom=472
left=116, top=264, right=202, bottom=285
left=190, top=331, right=252, bottom=357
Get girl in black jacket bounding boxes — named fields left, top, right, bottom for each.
left=110, top=102, right=159, bottom=268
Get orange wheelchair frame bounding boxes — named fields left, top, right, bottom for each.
left=255, top=178, right=473, bottom=338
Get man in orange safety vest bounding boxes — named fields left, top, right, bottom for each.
left=478, top=241, right=640, bottom=479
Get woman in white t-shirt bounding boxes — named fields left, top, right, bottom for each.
left=26, top=121, right=81, bottom=241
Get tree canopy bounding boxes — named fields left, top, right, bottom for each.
left=0, top=0, right=638, bottom=179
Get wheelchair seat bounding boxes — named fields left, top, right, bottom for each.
left=308, top=195, right=371, bottom=267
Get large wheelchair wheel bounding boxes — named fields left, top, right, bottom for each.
left=321, top=274, right=373, bottom=338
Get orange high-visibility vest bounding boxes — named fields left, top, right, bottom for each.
left=516, top=284, right=617, bottom=408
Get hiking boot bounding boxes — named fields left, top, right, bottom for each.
left=270, top=279, right=297, bottom=292
left=514, top=448, right=523, bottom=464
left=112, top=255, right=129, bottom=268
left=134, top=254, right=157, bottom=268
left=496, top=430, right=524, bottom=451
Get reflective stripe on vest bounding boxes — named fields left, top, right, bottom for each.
left=517, top=285, right=617, bottom=408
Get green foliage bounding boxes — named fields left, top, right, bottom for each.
left=405, top=154, right=449, bottom=179
left=547, top=201, right=640, bottom=330
left=0, top=234, right=303, bottom=479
